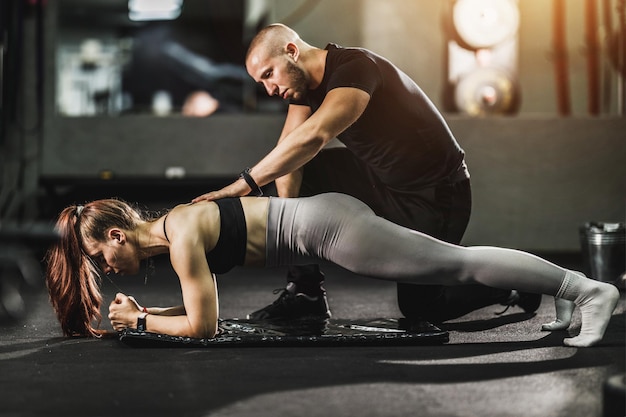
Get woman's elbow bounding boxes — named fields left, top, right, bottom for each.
left=186, top=320, right=218, bottom=339
left=201, top=323, right=219, bottom=339
left=187, top=329, right=217, bottom=339
left=205, top=325, right=219, bottom=339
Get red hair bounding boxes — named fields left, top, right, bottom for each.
left=45, top=199, right=144, bottom=337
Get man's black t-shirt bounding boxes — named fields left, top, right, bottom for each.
left=291, top=43, right=468, bottom=190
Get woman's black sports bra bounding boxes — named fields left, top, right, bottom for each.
left=163, top=198, right=247, bottom=274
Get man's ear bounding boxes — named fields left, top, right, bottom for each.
left=286, top=42, right=299, bottom=62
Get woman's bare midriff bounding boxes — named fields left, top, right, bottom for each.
left=240, top=197, right=270, bottom=266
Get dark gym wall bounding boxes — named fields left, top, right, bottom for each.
left=6, top=0, right=626, bottom=252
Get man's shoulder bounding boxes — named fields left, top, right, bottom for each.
left=327, top=43, right=372, bottom=59
left=326, top=44, right=378, bottom=71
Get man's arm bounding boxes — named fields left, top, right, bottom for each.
left=192, top=87, right=370, bottom=202
left=273, top=104, right=311, bottom=197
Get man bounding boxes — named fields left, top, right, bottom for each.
left=193, top=24, right=540, bottom=327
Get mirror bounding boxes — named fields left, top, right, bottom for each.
left=55, top=0, right=285, bottom=117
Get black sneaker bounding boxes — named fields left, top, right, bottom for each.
left=247, top=282, right=332, bottom=320
left=515, top=291, right=543, bottom=313
left=497, top=290, right=542, bottom=315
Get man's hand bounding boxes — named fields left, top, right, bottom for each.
left=108, top=293, right=141, bottom=331
left=192, top=178, right=251, bottom=203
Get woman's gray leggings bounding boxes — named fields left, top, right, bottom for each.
left=265, top=193, right=566, bottom=295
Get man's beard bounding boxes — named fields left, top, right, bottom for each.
left=286, top=60, right=309, bottom=99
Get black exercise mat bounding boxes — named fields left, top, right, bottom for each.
left=118, top=318, right=449, bottom=347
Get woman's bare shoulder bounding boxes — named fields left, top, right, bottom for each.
left=165, top=201, right=220, bottom=242
left=170, top=200, right=217, bottom=214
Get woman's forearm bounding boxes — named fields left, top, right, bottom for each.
left=140, top=312, right=218, bottom=339
left=145, top=305, right=186, bottom=316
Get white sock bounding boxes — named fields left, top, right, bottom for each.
left=555, top=270, right=620, bottom=347
left=541, top=297, right=575, bottom=331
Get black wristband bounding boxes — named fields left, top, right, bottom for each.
left=137, top=312, right=148, bottom=332
left=239, top=167, right=263, bottom=196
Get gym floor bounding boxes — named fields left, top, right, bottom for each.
left=1, top=252, right=624, bottom=417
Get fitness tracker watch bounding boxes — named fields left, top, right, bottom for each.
left=137, top=312, right=148, bottom=332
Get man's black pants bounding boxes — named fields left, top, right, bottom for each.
left=289, top=147, right=510, bottom=323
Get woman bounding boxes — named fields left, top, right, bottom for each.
left=45, top=193, right=619, bottom=347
